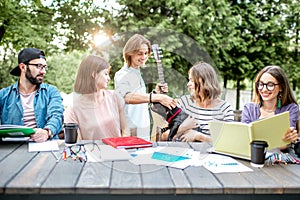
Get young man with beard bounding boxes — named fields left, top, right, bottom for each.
left=0, top=48, right=64, bottom=142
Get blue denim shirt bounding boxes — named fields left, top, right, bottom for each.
left=0, top=81, right=64, bottom=138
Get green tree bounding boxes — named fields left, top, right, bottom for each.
left=285, top=0, right=300, bottom=92
left=45, top=50, right=89, bottom=94
left=226, top=0, right=298, bottom=109
left=99, top=0, right=239, bottom=96
left=1, top=0, right=299, bottom=107
left=0, top=0, right=102, bottom=89
left=98, top=0, right=299, bottom=109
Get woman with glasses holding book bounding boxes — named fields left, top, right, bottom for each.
left=241, top=65, right=299, bottom=147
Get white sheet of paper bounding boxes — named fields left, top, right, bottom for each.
left=28, top=140, right=59, bottom=152
left=2, top=137, right=31, bottom=142
left=86, top=144, right=132, bottom=162
left=129, top=146, right=203, bottom=169
left=200, top=154, right=253, bottom=173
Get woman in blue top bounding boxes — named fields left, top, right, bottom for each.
left=241, top=65, right=299, bottom=148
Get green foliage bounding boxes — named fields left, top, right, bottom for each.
left=1, top=0, right=300, bottom=106
left=0, top=0, right=56, bottom=51
left=50, top=0, right=103, bottom=51
left=45, top=50, right=90, bottom=94
left=97, top=0, right=300, bottom=108
left=0, top=0, right=104, bottom=89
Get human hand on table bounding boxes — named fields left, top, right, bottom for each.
left=30, top=128, right=49, bottom=142
left=177, top=129, right=212, bottom=142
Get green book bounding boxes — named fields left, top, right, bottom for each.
left=0, top=125, right=35, bottom=137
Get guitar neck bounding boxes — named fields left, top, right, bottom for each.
left=157, top=61, right=165, bottom=84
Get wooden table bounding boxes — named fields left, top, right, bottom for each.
left=1, top=140, right=300, bottom=200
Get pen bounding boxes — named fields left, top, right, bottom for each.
left=221, top=163, right=238, bottom=165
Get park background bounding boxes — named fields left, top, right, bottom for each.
left=1, top=0, right=300, bottom=112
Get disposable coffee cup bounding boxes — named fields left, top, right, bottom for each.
left=64, top=123, right=78, bottom=146
left=250, top=140, right=268, bottom=168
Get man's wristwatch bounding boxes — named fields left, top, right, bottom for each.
left=44, top=128, right=53, bottom=139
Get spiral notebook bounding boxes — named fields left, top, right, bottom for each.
left=208, top=111, right=290, bottom=160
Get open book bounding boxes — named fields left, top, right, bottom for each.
left=208, top=111, right=290, bottom=160
left=102, top=136, right=152, bottom=149
left=0, top=125, right=35, bottom=137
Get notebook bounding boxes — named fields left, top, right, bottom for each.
left=208, top=111, right=290, bottom=160
left=0, top=125, right=35, bottom=137
left=102, top=136, right=152, bottom=149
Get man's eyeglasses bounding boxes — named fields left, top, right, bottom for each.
left=256, top=81, right=279, bottom=91
left=27, top=63, right=48, bottom=71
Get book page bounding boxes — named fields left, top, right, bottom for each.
left=0, top=125, right=31, bottom=129
left=251, top=111, right=290, bottom=149
left=209, top=121, right=252, bottom=159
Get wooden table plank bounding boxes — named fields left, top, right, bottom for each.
left=76, top=162, right=112, bottom=194
left=166, top=142, right=190, bottom=148
left=156, top=141, right=169, bottom=147
left=110, top=160, right=142, bottom=194
left=281, top=164, right=300, bottom=178
left=1, top=141, right=300, bottom=198
left=40, top=157, right=84, bottom=194
left=261, top=164, right=300, bottom=194
left=168, top=167, right=191, bottom=194
left=5, top=151, right=58, bottom=194
left=184, top=166, right=223, bottom=194
left=238, top=160, right=284, bottom=194
left=189, top=142, right=212, bottom=153
left=0, top=143, right=37, bottom=194
left=141, top=164, right=175, bottom=194
left=281, top=164, right=300, bottom=193
left=214, top=173, right=254, bottom=194
left=0, top=142, right=23, bottom=161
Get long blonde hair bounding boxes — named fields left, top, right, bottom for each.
left=123, top=34, right=151, bottom=67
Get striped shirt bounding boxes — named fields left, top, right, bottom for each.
left=178, top=95, right=234, bottom=135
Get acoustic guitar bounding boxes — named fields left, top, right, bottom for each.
left=150, top=44, right=190, bottom=141
left=150, top=44, right=168, bottom=141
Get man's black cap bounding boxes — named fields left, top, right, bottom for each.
left=10, top=48, right=46, bottom=76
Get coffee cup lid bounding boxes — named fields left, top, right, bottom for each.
left=250, top=140, right=268, bottom=147
left=64, top=123, right=78, bottom=128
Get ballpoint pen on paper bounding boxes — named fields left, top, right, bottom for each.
left=221, top=163, right=238, bottom=166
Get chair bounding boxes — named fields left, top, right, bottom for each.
left=233, top=110, right=242, bottom=122
left=150, top=110, right=168, bottom=141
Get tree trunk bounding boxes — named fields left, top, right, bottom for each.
left=223, top=75, right=227, bottom=89
left=236, top=78, right=241, bottom=110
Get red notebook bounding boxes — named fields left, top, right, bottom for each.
left=102, top=136, right=152, bottom=149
